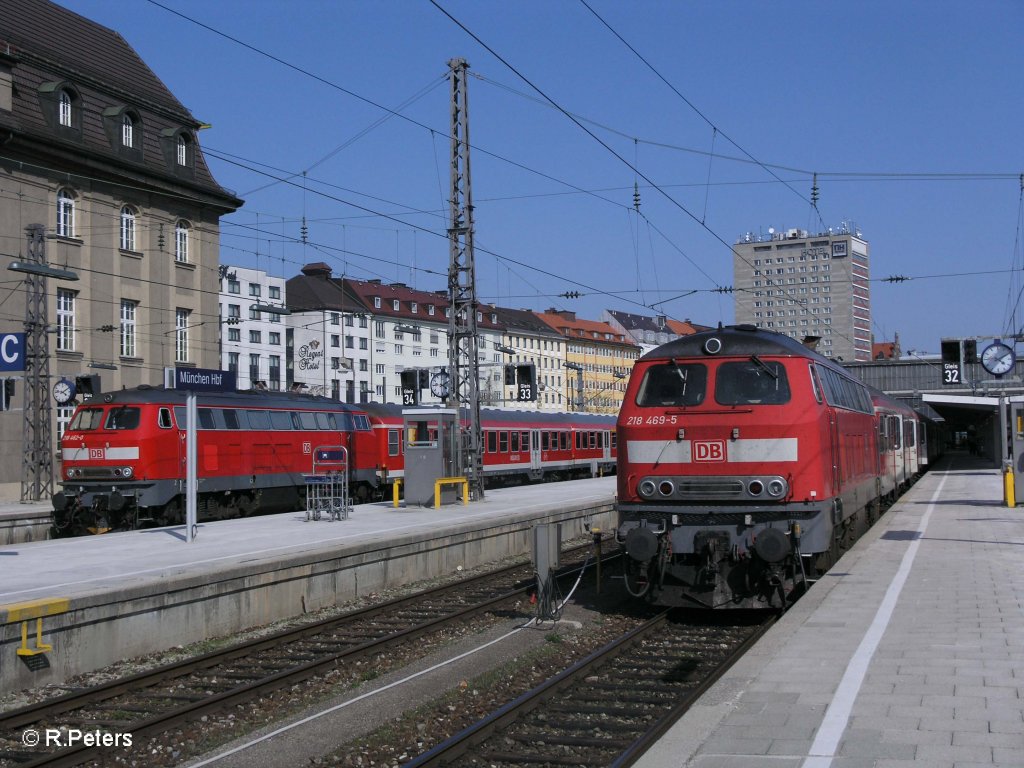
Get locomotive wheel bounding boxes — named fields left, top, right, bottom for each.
left=159, top=499, right=183, bottom=527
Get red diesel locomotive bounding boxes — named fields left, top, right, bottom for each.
left=53, top=387, right=616, bottom=536
left=615, top=325, right=935, bottom=610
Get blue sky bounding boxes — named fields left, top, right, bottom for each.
left=56, top=0, right=1024, bottom=355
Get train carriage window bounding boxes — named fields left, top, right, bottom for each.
left=222, top=409, right=240, bottom=430
left=715, top=360, right=791, bottom=405
left=499, top=431, right=509, bottom=453
left=158, top=408, right=174, bottom=429
left=315, top=412, right=331, bottom=430
left=269, top=411, right=292, bottom=430
left=541, top=432, right=549, bottom=451
left=611, top=432, right=617, bottom=448
left=104, top=407, right=141, bottom=430
left=891, top=416, right=902, bottom=449
left=487, top=430, right=497, bottom=453
left=521, top=431, right=529, bottom=451
left=388, top=429, right=400, bottom=456
left=904, top=421, right=915, bottom=447
left=510, top=430, right=520, bottom=452
left=247, top=410, right=271, bottom=430
left=590, top=431, right=597, bottom=449
left=808, top=365, right=823, bottom=404
left=560, top=432, right=569, bottom=451
left=636, top=362, right=707, bottom=407
left=575, top=431, right=581, bottom=450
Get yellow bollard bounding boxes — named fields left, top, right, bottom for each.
left=1005, top=467, right=1015, bottom=508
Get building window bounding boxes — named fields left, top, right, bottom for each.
left=269, top=332, right=280, bottom=345
left=249, top=353, right=260, bottom=382
left=227, top=304, right=240, bottom=320
left=56, top=289, right=76, bottom=351
left=122, top=113, right=135, bottom=148
left=269, top=356, right=281, bottom=388
left=249, top=305, right=261, bottom=320
left=228, top=279, right=240, bottom=294
left=269, top=286, right=280, bottom=300
left=175, top=221, right=190, bottom=263
left=120, top=300, right=137, bottom=357
left=228, top=328, right=240, bottom=342
left=228, top=352, right=239, bottom=373
left=120, top=206, right=137, bottom=251
left=177, top=134, right=189, bottom=166
left=249, top=283, right=261, bottom=297
left=59, top=89, right=73, bottom=127
left=331, top=335, right=340, bottom=347
left=249, top=330, right=261, bottom=344
left=331, top=312, right=340, bottom=326
left=56, top=188, right=75, bottom=238
left=393, top=299, right=400, bottom=311
left=175, top=308, right=190, bottom=362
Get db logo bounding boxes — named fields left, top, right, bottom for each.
left=693, top=440, right=725, bottom=462
left=89, top=448, right=105, bottom=460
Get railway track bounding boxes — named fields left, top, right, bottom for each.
left=406, top=610, right=776, bottom=767
left=0, top=543, right=614, bottom=767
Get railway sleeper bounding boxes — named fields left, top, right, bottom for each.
left=482, top=750, right=620, bottom=766
left=507, top=733, right=635, bottom=749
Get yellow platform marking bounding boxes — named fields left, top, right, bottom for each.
left=2, top=597, right=70, bottom=657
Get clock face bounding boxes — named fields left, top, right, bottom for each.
left=981, top=342, right=1015, bottom=375
left=52, top=378, right=75, bottom=404
left=429, top=370, right=450, bottom=398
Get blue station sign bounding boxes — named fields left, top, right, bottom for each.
left=0, top=333, right=25, bottom=372
left=175, top=367, right=236, bottom=392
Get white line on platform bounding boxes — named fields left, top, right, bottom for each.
left=800, top=474, right=946, bottom=768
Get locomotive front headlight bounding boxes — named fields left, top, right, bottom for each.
left=122, top=466, right=134, bottom=479
left=658, top=480, right=675, bottom=497
left=767, top=479, right=787, bottom=497
left=747, top=480, right=764, bottom=496
left=638, top=479, right=657, bottom=498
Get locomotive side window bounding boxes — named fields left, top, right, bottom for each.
left=297, top=412, right=318, bottom=430
left=352, top=414, right=370, bottom=431
left=636, top=362, right=707, bottom=407
left=158, top=408, right=174, bottom=429
left=197, top=408, right=215, bottom=429
left=222, top=409, right=240, bottom=430
left=388, top=429, right=400, bottom=456
left=105, top=407, right=140, bottom=430
left=808, top=365, right=823, bottom=404
left=247, top=410, right=271, bottom=430
left=69, top=407, right=104, bottom=431
left=315, top=412, right=331, bottom=430
left=715, top=360, right=790, bottom=405
left=269, top=411, right=292, bottom=430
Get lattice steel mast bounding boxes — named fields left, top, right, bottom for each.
left=22, top=224, right=53, bottom=501
left=446, top=57, right=484, bottom=500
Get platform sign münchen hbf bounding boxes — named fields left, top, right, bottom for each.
left=175, top=367, right=236, bottom=392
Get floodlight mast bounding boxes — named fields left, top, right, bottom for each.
left=446, top=57, right=484, bottom=500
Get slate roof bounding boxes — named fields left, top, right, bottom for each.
left=0, top=0, right=240, bottom=209
left=492, top=307, right=562, bottom=339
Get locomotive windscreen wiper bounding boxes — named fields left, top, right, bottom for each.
left=750, top=354, right=778, bottom=379
left=670, top=358, right=688, bottom=395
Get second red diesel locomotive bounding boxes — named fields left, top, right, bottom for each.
left=615, top=325, right=938, bottom=610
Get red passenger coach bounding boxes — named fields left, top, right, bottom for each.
left=362, top=403, right=616, bottom=491
left=616, top=325, right=891, bottom=610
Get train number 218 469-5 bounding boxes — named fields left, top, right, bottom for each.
left=624, top=415, right=678, bottom=426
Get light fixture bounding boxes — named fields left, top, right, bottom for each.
left=8, top=261, right=79, bottom=281
left=563, top=362, right=583, bottom=371
left=495, top=344, right=515, bottom=355
left=88, top=362, right=118, bottom=370
left=395, top=324, right=419, bottom=334
left=250, top=304, right=291, bottom=315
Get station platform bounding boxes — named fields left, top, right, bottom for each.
left=0, top=476, right=616, bottom=694
left=0, top=499, right=52, bottom=545
left=638, top=454, right=1024, bottom=768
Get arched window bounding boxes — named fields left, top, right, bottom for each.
left=122, top=114, right=134, bottom=147
left=56, top=188, right=75, bottom=238
left=174, top=220, right=190, bottom=263
left=59, top=90, right=73, bottom=127
left=176, top=134, right=190, bottom=166
left=120, top=206, right=137, bottom=251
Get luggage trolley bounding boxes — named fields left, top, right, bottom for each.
left=303, top=445, right=352, bottom=521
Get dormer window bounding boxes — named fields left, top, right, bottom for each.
left=393, top=299, right=400, bottom=311
left=373, top=296, right=381, bottom=309
left=428, top=304, right=435, bottom=316
left=411, top=302, right=418, bottom=314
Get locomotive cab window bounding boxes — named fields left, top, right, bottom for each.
left=158, top=408, right=174, bottom=429
left=636, top=362, right=706, bottom=407
left=715, top=359, right=790, bottom=405
left=105, top=406, right=141, bottom=430
left=69, top=407, right=104, bottom=431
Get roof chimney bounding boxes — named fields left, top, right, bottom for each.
left=301, top=262, right=332, bottom=278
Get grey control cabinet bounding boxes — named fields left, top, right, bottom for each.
left=403, top=409, right=460, bottom=506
